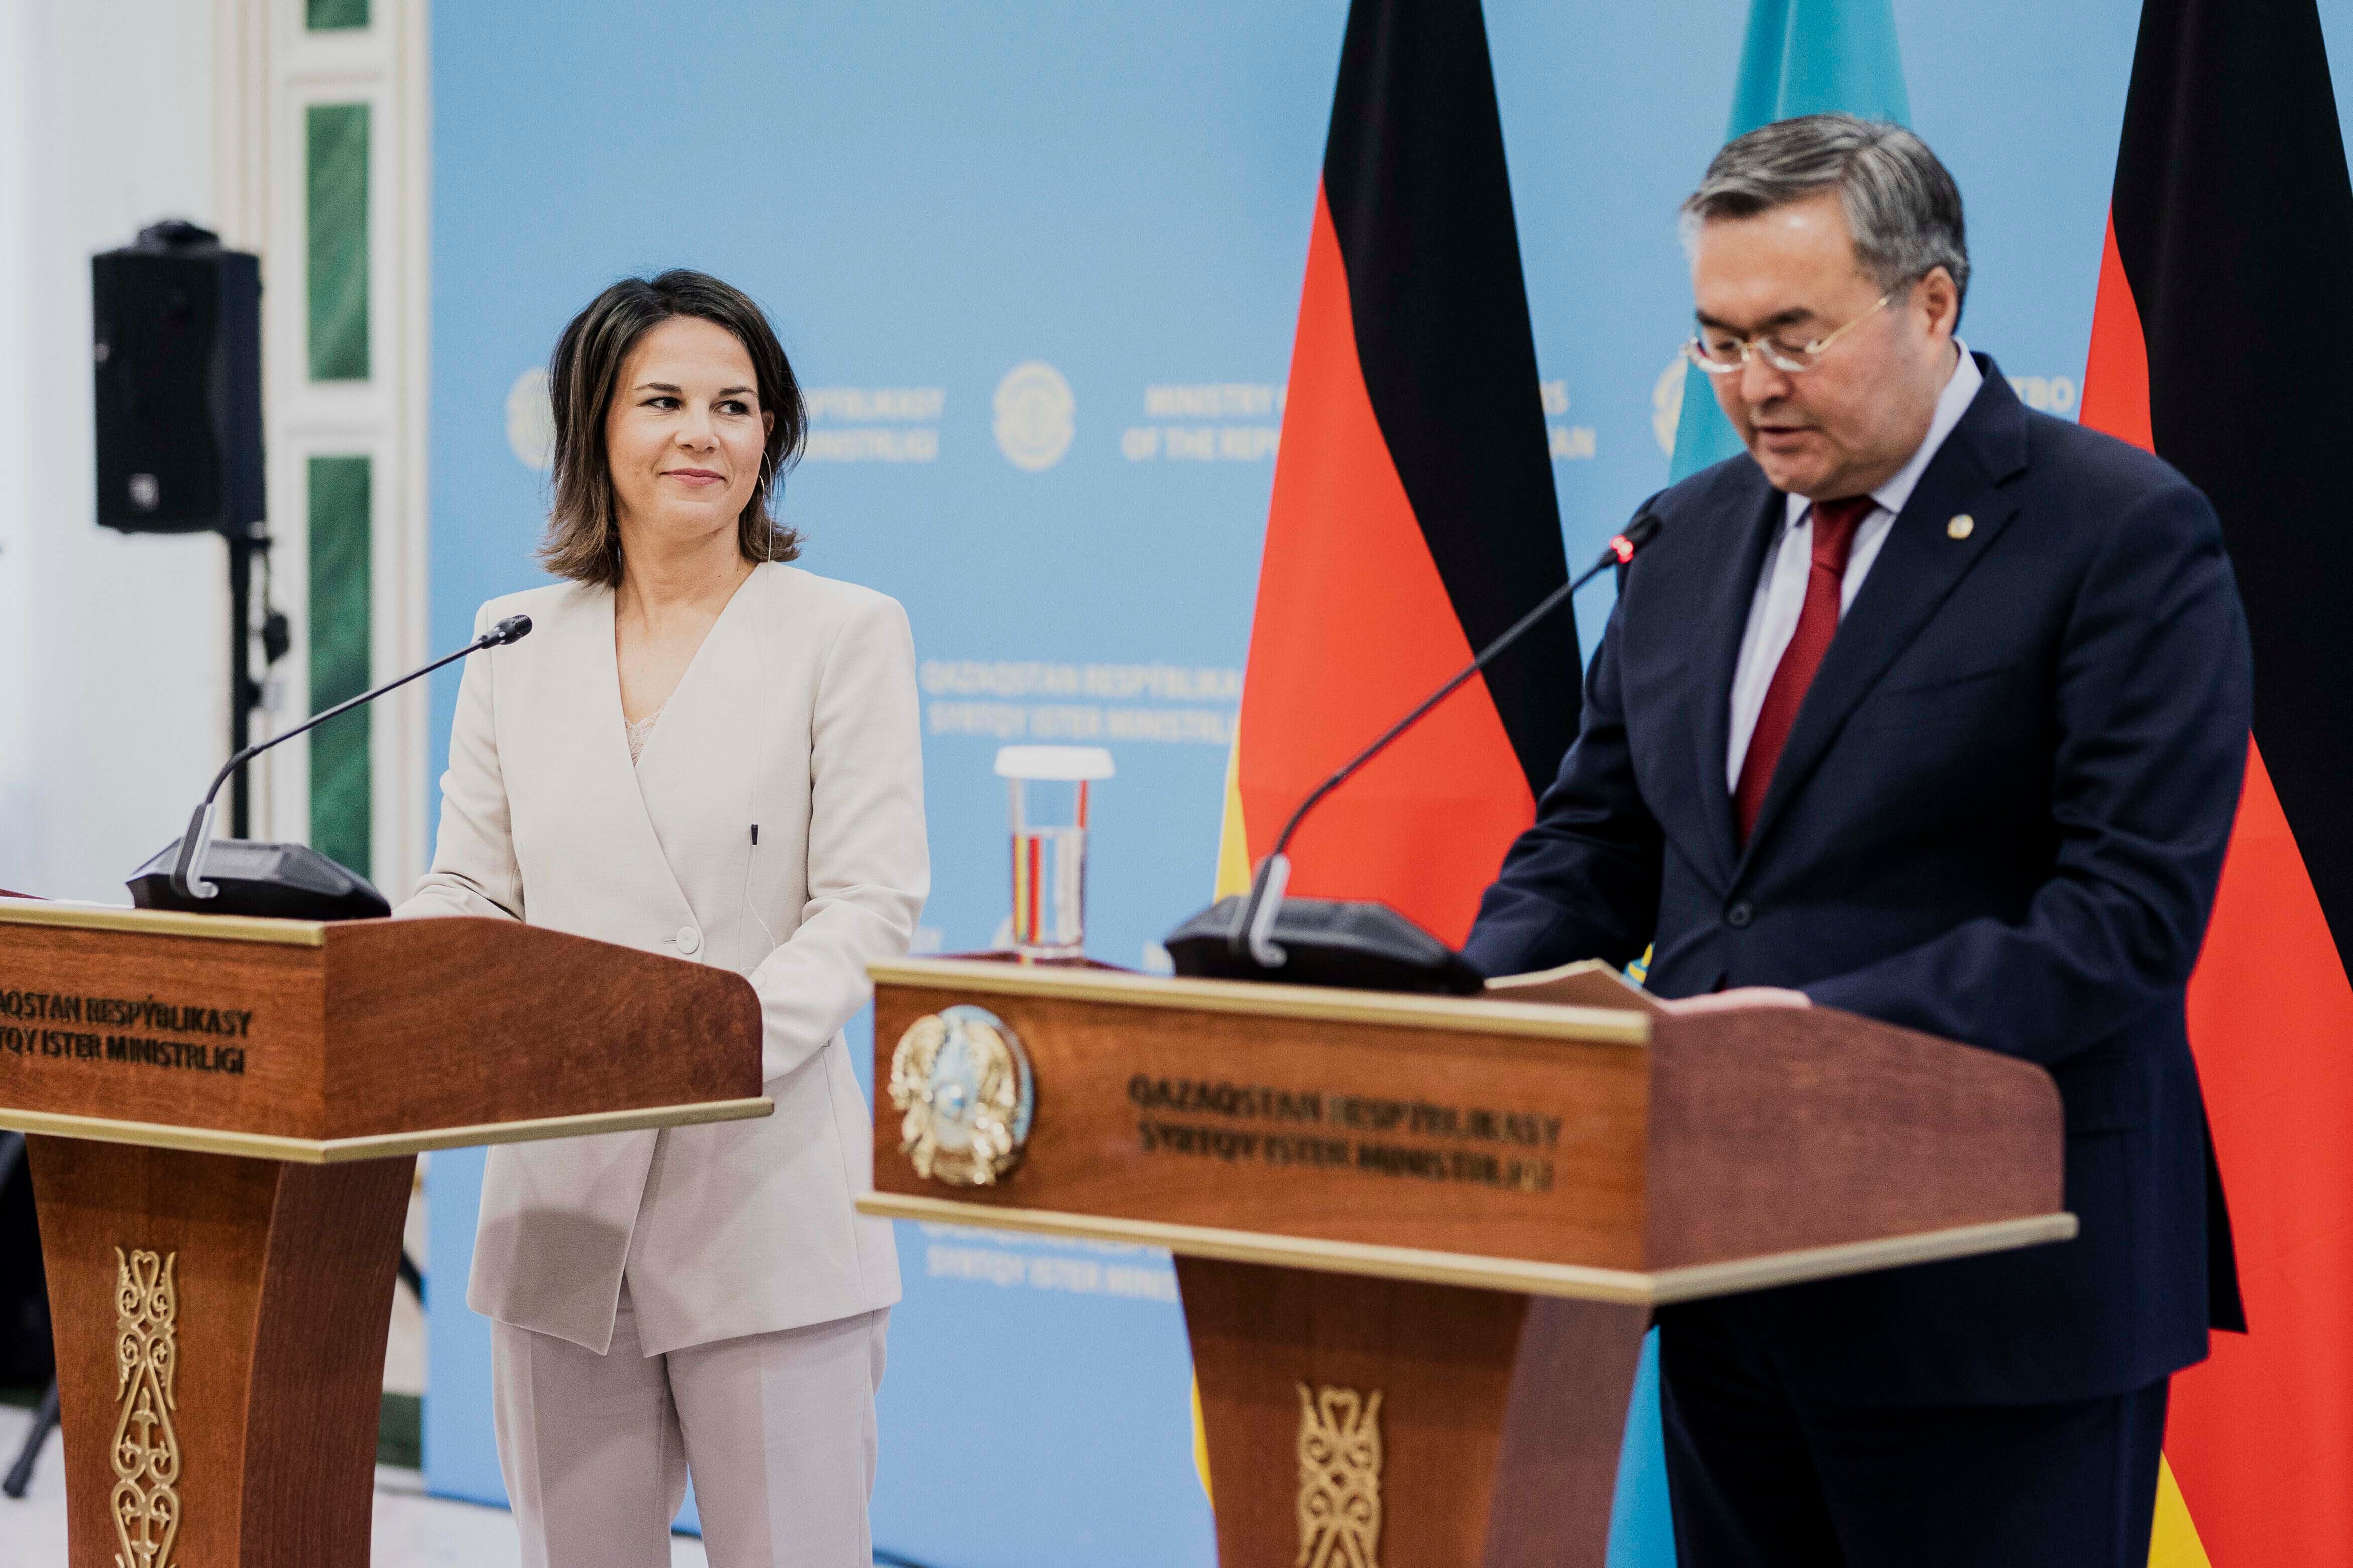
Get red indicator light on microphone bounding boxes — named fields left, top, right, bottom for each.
left=1609, top=533, right=1637, bottom=564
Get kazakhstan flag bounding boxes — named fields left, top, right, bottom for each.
left=1619, top=27, right=1917, bottom=1568
left=1664, top=0, right=1912, bottom=483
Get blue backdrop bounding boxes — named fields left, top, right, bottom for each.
left=421, top=4, right=2353, bottom=1563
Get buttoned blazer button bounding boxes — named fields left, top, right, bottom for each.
left=677, top=925, right=702, bottom=955
left=1725, top=901, right=1753, bottom=929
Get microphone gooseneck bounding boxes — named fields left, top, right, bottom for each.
left=169, top=614, right=533, bottom=902
left=1227, top=510, right=1662, bottom=967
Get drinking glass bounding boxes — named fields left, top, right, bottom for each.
left=995, top=745, right=1114, bottom=958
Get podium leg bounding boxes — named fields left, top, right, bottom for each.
left=27, top=1137, right=413, bottom=1568
left=1177, top=1258, right=1649, bottom=1568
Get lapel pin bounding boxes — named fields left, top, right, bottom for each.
left=1947, top=513, right=1975, bottom=540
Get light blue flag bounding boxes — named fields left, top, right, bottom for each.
left=1613, top=13, right=1912, bottom=1568
left=1664, top=0, right=1912, bottom=483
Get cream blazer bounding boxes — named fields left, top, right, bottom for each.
left=395, top=563, right=922, bottom=1356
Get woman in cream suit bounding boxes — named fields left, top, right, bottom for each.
left=397, top=270, right=923, bottom=1568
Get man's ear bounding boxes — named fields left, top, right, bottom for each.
left=1915, top=267, right=1960, bottom=340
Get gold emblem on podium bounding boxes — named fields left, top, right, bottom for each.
left=111, top=1247, right=182, bottom=1568
left=889, top=1005, right=1035, bottom=1186
left=1296, top=1383, right=1383, bottom=1568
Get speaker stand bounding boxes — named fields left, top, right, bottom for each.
left=221, top=527, right=273, bottom=840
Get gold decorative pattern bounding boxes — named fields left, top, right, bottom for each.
left=869, top=957, right=1651, bottom=1045
left=1296, top=1384, right=1383, bottom=1568
left=888, top=1005, right=1034, bottom=1187
left=0, top=899, right=325, bottom=946
left=110, top=1248, right=181, bottom=1568
left=0, top=1096, right=774, bottom=1165
left=855, top=1191, right=2078, bottom=1305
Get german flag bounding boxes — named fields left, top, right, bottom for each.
left=1214, top=0, right=1577, bottom=944
left=2081, top=1, right=2353, bottom=1559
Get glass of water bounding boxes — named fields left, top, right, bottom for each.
left=996, top=746, right=1114, bottom=959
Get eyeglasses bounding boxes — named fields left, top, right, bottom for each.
left=1684, top=293, right=1892, bottom=376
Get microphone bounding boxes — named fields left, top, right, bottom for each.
left=1163, top=507, right=1662, bottom=993
left=129, top=614, right=533, bottom=920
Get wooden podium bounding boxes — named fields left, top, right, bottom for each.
left=862, top=957, right=2076, bottom=1568
left=0, top=900, right=770, bottom=1568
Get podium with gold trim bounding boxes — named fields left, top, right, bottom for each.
left=862, top=957, right=2078, bottom=1568
left=0, top=900, right=770, bottom=1568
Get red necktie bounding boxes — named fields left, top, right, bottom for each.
left=1733, top=494, right=1875, bottom=843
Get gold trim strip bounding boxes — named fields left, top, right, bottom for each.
left=855, top=1192, right=2077, bottom=1304
left=0, top=1097, right=774, bottom=1164
left=1644, top=1214, right=2080, bottom=1303
left=0, top=899, right=327, bottom=948
left=867, top=958, right=1651, bottom=1046
left=861, top=1192, right=1659, bottom=1300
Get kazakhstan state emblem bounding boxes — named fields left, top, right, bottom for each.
left=889, top=1005, right=1035, bottom=1186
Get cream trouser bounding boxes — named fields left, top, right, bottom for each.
left=491, top=1283, right=888, bottom=1568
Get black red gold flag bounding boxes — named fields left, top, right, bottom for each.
left=2080, top=0, right=2353, bottom=1557
left=1215, top=0, right=1575, bottom=944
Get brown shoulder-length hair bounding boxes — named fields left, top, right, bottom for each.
left=539, top=269, right=807, bottom=587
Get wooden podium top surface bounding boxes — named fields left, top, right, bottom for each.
left=0, top=900, right=770, bottom=1162
left=867, top=954, right=1657, bottom=1044
left=862, top=957, right=2075, bottom=1306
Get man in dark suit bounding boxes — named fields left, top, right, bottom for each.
left=1466, top=115, right=2249, bottom=1568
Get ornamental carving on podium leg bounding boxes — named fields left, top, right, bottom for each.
left=1296, top=1383, right=1383, bottom=1568
left=110, top=1248, right=181, bottom=1568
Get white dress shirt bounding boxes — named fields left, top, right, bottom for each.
left=1724, top=343, right=1984, bottom=789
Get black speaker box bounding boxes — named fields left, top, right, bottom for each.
left=126, top=838, right=390, bottom=922
left=1163, top=895, right=1486, bottom=994
left=91, top=220, right=263, bottom=537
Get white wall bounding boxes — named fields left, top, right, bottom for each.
left=0, top=0, right=234, bottom=900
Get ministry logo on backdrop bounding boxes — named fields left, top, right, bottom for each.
left=1652, top=358, right=1686, bottom=456
left=1120, top=382, right=1283, bottom=462
left=2007, top=374, right=2078, bottom=415
left=805, top=386, right=945, bottom=462
left=1540, top=378, right=1596, bottom=460
left=507, top=367, right=555, bottom=471
left=994, top=361, right=1075, bottom=471
left=922, top=659, right=1241, bottom=747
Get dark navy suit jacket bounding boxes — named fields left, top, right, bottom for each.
left=1464, top=360, right=2250, bottom=1405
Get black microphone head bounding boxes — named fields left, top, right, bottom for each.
left=1606, top=511, right=1664, bottom=566
left=487, top=614, right=533, bottom=646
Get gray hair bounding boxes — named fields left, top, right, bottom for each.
left=1682, top=114, right=1970, bottom=312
